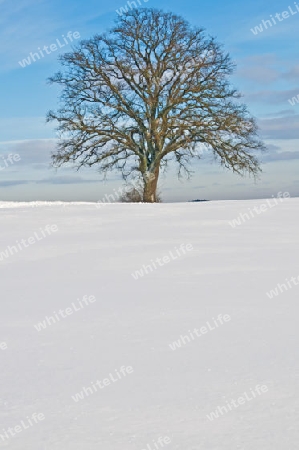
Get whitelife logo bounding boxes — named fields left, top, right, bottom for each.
left=34, top=295, right=96, bottom=331
left=0, top=224, right=58, bottom=262
left=169, top=314, right=231, bottom=351
left=228, top=192, right=290, bottom=228
left=71, top=366, right=134, bottom=402
left=0, top=342, right=7, bottom=351
left=206, top=385, right=269, bottom=421
left=0, top=153, right=21, bottom=171
left=116, top=0, right=149, bottom=16
left=140, top=436, right=171, bottom=450
left=288, top=93, right=299, bottom=106
left=0, top=413, right=45, bottom=443
left=131, top=244, right=193, bottom=280
left=250, top=3, right=299, bottom=35
left=266, top=275, right=299, bottom=299
left=96, top=178, right=147, bottom=208
left=18, top=31, right=80, bottom=68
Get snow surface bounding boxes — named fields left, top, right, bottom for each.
left=1, top=198, right=299, bottom=450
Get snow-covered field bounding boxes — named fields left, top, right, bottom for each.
left=1, top=198, right=298, bottom=450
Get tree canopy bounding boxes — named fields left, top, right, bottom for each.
left=47, top=8, right=264, bottom=202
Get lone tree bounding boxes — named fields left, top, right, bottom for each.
left=47, top=8, right=264, bottom=202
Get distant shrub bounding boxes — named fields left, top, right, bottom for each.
left=120, top=186, right=162, bottom=203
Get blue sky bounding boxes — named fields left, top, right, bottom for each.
left=0, top=0, right=298, bottom=202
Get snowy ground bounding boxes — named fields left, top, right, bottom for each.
left=1, top=198, right=298, bottom=450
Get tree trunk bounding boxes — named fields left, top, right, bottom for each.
left=142, top=165, right=160, bottom=203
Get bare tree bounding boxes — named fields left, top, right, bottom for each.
left=47, top=8, right=264, bottom=202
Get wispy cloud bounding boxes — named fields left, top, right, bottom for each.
left=262, top=150, right=299, bottom=163
left=0, top=175, right=100, bottom=188
left=36, top=175, right=99, bottom=185
left=0, top=180, right=30, bottom=187
left=259, top=114, right=299, bottom=139
left=0, top=117, right=55, bottom=141
left=245, top=89, right=299, bottom=105
left=0, top=139, right=55, bottom=165
left=262, top=109, right=296, bottom=118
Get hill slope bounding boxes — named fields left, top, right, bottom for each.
left=1, top=199, right=298, bottom=449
